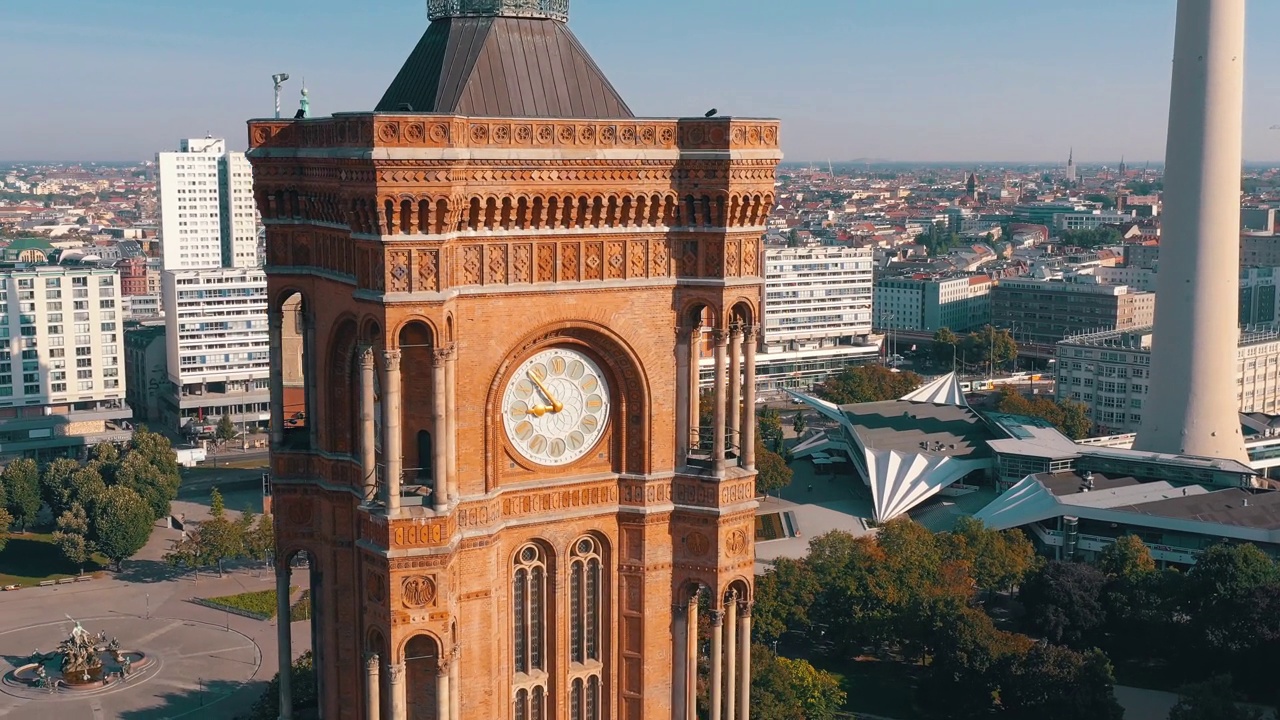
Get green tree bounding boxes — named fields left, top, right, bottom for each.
left=1181, top=543, right=1280, bottom=667
left=932, top=327, right=960, bottom=368
left=792, top=412, right=806, bottom=434
left=1, top=458, right=41, bottom=531
left=246, top=512, right=275, bottom=562
left=87, top=443, right=121, bottom=484
left=90, top=485, right=153, bottom=568
left=997, top=644, right=1124, bottom=720
left=757, top=408, right=783, bottom=445
left=1098, top=534, right=1156, bottom=580
left=216, top=414, right=237, bottom=444
left=961, top=324, right=1017, bottom=370
left=1168, top=675, right=1264, bottom=720
left=1019, top=560, right=1108, bottom=648
left=39, top=457, right=82, bottom=517
left=948, top=517, right=1037, bottom=597
left=787, top=228, right=801, bottom=248
left=917, top=605, right=1032, bottom=717
left=995, top=386, right=1094, bottom=439
left=198, top=487, right=244, bottom=576
left=754, top=440, right=793, bottom=497
left=246, top=650, right=318, bottom=720
left=67, top=466, right=106, bottom=513
left=0, top=505, right=11, bottom=553
left=1083, top=193, right=1117, bottom=210
left=112, top=427, right=182, bottom=522
left=752, top=557, right=820, bottom=643
left=1184, top=543, right=1280, bottom=612
left=817, top=364, right=922, bottom=405
left=53, top=502, right=91, bottom=571
left=1060, top=226, right=1124, bottom=249
left=750, top=644, right=846, bottom=720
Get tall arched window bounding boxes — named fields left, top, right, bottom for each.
left=514, top=543, right=549, bottom=720
left=568, top=536, right=603, bottom=720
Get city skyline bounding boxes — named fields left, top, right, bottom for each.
left=6, top=0, right=1280, bottom=163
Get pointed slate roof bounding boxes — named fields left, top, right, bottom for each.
left=375, top=15, right=633, bottom=118
left=900, top=372, right=968, bottom=407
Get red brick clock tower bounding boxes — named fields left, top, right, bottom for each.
left=248, top=2, right=780, bottom=719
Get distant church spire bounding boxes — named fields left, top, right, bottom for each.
left=1066, top=147, right=1077, bottom=184
left=300, top=81, right=310, bottom=119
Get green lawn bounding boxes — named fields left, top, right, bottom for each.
left=0, top=532, right=107, bottom=588
left=201, top=587, right=299, bottom=620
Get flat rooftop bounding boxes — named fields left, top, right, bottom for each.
left=843, top=399, right=995, bottom=460
left=1033, top=470, right=1280, bottom=531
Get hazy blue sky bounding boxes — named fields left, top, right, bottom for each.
left=4, top=0, right=1280, bottom=162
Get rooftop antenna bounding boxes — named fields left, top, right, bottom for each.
left=272, top=73, right=291, bottom=119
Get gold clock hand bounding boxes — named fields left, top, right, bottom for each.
left=526, top=404, right=553, bottom=417
left=528, top=372, right=563, bottom=413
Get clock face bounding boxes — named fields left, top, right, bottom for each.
left=501, top=347, right=611, bottom=467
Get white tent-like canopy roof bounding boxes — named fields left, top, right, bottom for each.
left=899, top=372, right=968, bottom=406
left=786, top=374, right=992, bottom=523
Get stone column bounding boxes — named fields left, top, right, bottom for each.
left=276, top=566, right=293, bottom=720
left=713, top=330, right=728, bottom=474
left=365, top=653, right=380, bottom=720
left=360, top=347, right=377, bottom=503
left=686, top=594, right=699, bottom=720
left=303, top=315, right=319, bottom=451
left=725, top=593, right=738, bottom=720
left=743, top=326, right=758, bottom=471
left=675, top=328, right=691, bottom=462
left=672, top=602, right=688, bottom=720
left=383, top=350, right=403, bottom=515
left=709, top=609, right=724, bottom=720
left=738, top=604, right=752, bottom=720
left=432, top=348, right=449, bottom=512
left=445, top=344, right=458, bottom=503
left=436, top=658, right=451, bottom=720
left=689, top=328, right=702, bottom=452
left=269, top=311, right=285, bottom=449
left=388, top=662, right=406, bottom=720
left=728, top=328, right=742, bottom=460
left=450, top=649, right=461, bottom=720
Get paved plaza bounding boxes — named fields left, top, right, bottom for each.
left=0, top=482, right=308, bottom=720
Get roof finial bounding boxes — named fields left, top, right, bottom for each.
left=300, top=79, right=310, bottom=119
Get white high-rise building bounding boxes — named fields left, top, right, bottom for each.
left=161, top=267, right=270, bottom=433
left=221, top=151, right=261, bottom=268
left=156, top=137, right=269, bottom=435
left=701, top=246, right=879, bottom=391
left=764, top=246, right=874, bottom=350
left=0, top=265, right=132, bottom=461
left=158, top=137, right=261, bottom=270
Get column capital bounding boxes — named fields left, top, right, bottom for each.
left=744, top=324, right=761, bottom=342
left=738, top=599, right=753, bottom=616
left=365, top=652, right=380, bottom=671
left=383, top=349, right=402, bottom=372
left=387, top=662, right=406, bottom=684
left=360, top=345, right=376, bottom=369
left=713, top=328, right=730, bottom=345
left=433, top=343, right=455, bottom=366
left=710, top=609, right=724, bottom=626
left=725, top=588, right=739, bottom=605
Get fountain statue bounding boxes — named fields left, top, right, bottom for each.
left=5, top=616, right=149, bottom=694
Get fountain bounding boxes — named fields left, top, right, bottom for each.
left=5, top=616, right=149, bottom=693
